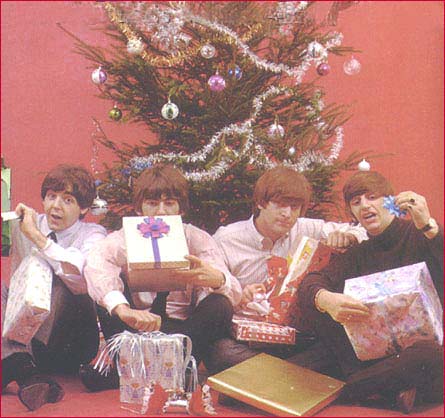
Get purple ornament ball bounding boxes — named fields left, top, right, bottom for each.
left=208, top=74, right=226, bottom=92
left=316, top=63, right=331, bottom=76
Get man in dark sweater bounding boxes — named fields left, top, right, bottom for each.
left=295, top=171, right=443, bottom=414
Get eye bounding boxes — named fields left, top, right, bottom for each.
left=46, top=193, right=56, bottom=200
left=351, top=197, right=361, bottom=206
left=144, top=200, right=159, bottom=207
left=367, top=193, right=377, bottom=200
left=164, top=200, right=178, bottom=207
left=64, top=196, right=75, bottom=204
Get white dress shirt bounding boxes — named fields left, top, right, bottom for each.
left=213, top=216, right=367, bottom=289
left=10, top=214, right=107, bottom=294
left=84, top=223, right=243, bottom=320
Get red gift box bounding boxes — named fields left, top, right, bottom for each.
left=232, top=318, right=296, bottom=345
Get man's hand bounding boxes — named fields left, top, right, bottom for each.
left=316, top=289, right=370, bottom=324
left=172, top=255, right=225, bottom=289
left=241, top=283, right=267, bottom=306
left=113, top=304, right=161, bottom=332
left=324, top=231, right=358, bottom=251
left=395, top=191, right=431, bottom=230
left=15, top=203, right=47, bottom=249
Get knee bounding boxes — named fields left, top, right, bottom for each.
left=199, top=293, right=233, bottom=319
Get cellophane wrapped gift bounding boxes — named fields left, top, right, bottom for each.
left=122, top=215, right=190, bottom=291
left=94, top=331, right=198, bottom=411
left=343, top=262, right=443, bottom=361
left=267, top=237, right=331, bottom=329
left=232, top=318, right=296, bottom=345
left=2, top=254, right=52, bottom=345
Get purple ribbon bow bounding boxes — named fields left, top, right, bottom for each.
left=137, top=217, right=170, bottom=268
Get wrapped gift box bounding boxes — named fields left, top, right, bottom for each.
left=2, top=254, right=52, bottom=345
left=207, top=353, right=345, bottom=417
left=343, top=262, right=443, bottom=361
left=232, top=318, right=296, bottom=345
left=267, top=237, right=331, bottom=329
left=123, top=215, right=190, bottom=291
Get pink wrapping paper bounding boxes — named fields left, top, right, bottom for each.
left=343, top=262, right=443, bottom=361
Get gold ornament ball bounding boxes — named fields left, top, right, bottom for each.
left=109, top=107, right=122, bottom=121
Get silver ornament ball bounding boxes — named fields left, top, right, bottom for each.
left=91, top=197, right=108, bottom=216
left=161, top=101, right=179, bottom=120
left=344, top=56, right=362, bottom=76
left=358, top=159, right=371, bottom=171
left=200, top=44, right=216, bottom=59
left=267, top=123, right=285, bottom=139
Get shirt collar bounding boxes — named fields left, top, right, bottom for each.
left=39, top=214, right=82, bottom=241
left=247, top=215, right=278, bottom=251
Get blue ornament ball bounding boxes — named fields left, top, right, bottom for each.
left=228, top=65, right=243, bottom=80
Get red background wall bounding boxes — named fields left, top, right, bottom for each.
left=1, top=1, right=443, bottom=277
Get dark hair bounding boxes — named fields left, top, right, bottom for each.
left=41, top=165, right=96, bottom=217
left=343, top=171, right=394, bottom=206
left=252, top=166, right=312, bottom=217
left=133, top=164, right=189, bottom=214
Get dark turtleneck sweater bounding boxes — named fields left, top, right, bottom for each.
left=299, top=217, right=444, bottom=317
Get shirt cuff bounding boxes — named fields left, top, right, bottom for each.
left=103, top=291, right=129, bottom=314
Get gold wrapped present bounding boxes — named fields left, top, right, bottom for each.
left=2, top=254, right=52, bottom=345
left=207, top=353, right=344, bottom=416
left=123, top=215, right=190, bottom=291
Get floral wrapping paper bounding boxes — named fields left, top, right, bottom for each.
left=2, top=254, right=52, bottom=345
left=232, top=318, right=296, bottom=345
left=343, top=262, right=443, bottom=361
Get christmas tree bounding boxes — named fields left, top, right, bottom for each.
left=63, top=1, right=369, bottom=233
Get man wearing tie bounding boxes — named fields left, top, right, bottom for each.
left=1, top=164, right=107, bottom=411
left=79, top=164, right=242, bottom=393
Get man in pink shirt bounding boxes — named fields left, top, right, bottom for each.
left=80, top=164, right=242, bottom=392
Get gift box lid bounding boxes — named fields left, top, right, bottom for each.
left=123, top=215, right=190, bottom=270
left=207, top=353, right=344, bottom=417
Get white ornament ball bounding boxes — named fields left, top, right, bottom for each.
left=127, top=38, right=145, bottom=55
left=200, top=44, right=216, bottom=59
left=267, top=123, right=285, bottom=139
left=358, top=159, right=371, bottom=171
left=307, top=41, right=325, bottom=59
left=161, top=101, right=179, bottom=120
left=288, top=146, right=296, bottom=156
left=91, top=197, right=108, bottom=216
left=343, top=56, right=361, bottom=76
left=91, top=67, right=107, bottom=85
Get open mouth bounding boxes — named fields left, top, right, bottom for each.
left=50, top=214, right=63, bottom=221
left=362, top=213, right=376, bottom=222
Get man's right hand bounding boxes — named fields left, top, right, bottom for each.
left=113, top=304, right=162, bottom=332
left=15, top=203, right=48, bottom=249
left=241, top=283, right=267, bottom=305
left=316, top=289, right=370, bottom=324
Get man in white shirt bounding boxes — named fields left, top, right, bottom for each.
left=79, top=164, right=242, bottom=392
left=206, top=166, right=367, bottom=374
left=1, top=164, right=107, bottom=411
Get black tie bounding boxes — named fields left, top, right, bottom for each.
left=151, top=291, right=169, bottom=318
left=47, top=231, right=58, bottom=243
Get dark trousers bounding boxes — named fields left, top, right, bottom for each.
left=97, top=292, right=233, bottom=364
left=304, top=312, right=444, bottom=403
left=31, top=276, right=100, bottom=373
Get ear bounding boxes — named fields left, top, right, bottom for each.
left=80, top=208, right=89, bottom=217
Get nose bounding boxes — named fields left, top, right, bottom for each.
left=279, top=206, right=292, bottom=217
left=156, top=202, right=167, bottom=215
left=359, top=196, right=371, bottom=209
left=52, top=195, right=63, bottom=209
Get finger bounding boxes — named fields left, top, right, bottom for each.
left=184, top=255, right=203, bottom=268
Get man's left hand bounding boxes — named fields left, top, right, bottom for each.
left=172, top=255, right=225, bottom=289
left=395, top=191, right=430, bottom=229
left=324, top=231, right=358, bottom=251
